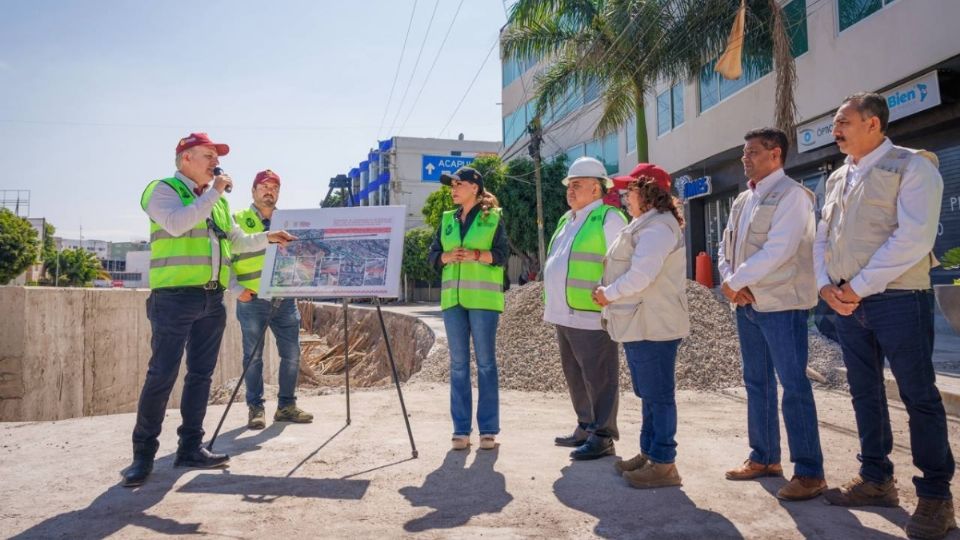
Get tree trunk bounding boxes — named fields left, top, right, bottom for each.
left=634, top=85, right=649, bottom=163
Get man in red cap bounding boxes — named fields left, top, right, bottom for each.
left=232, top=170, right=313, bottom=430
left=124, top=133, right=295, bottom=487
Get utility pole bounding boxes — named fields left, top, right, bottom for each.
left=527, top=117, right=546, bottom=280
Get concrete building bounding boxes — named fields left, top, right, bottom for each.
left=340, top=135, right=501, bottom=230
left=500, top=0, right=960, bottom=285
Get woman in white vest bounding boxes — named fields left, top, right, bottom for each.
left=426, top=167, right=509, bottom=451
left=592, top=169, right=689, bottom=489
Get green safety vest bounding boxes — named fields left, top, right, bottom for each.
left=233, top=207, right=267, bottom=293
left=547, top=204, right=625, bottom=312
left=140, top=177, right=233, bottom=290
left=440, top=208, right=505, bottom=312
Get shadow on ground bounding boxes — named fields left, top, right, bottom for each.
left=399, top=447, right=513, bottom=532
left=553, top=458, right=743, bottom=539
left=9, top=422, right=365, bottom=539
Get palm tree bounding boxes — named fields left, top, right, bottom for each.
left=501, top=0, right=798, bottom=163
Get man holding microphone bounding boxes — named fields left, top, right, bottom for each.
left=123, top=133, right=294, bottom=487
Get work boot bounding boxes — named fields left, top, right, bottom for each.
left=823, top=475, right=899, bottom=507
left=274, top=405, right=313, bottom=423
left=614, top=453, right=649, bottom=474
left=777, top=475, right=827, bottom=501
left=623, top=461, right=682, bottom=489
left=570, top=437, right=615, bottom=461
left=122, top=454, right=154, bottom=487
left=248, top=406, right=266, bottom=430
left=905, top=498, right=957, bottom=540
left=174, top=446, right=230, bottom=469
left=725, top=459, right=784, bottom=481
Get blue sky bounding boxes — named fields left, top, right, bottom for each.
left=0, top=0, right=507, bottom=241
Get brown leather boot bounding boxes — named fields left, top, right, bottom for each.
left=614, top=453, right=649, bottom=474
left=905, top=497, right=957, bottom=540
left=623, top=462, right=682, bottom=489
left=823, top=475, right=899, bottom=507
left=777, top=475, right=827, bottom=501
left=725, top=459, right=783, bottom=481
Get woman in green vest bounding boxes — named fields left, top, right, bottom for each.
left=427, top=167, right=509, bottom=451
left=591, top=167, right=690, bottom=490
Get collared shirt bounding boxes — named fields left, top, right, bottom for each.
left=602, top=209, right=677, bottom=302
left=543, top=198, right=625, bottom=330
left=145, top=172, right=268, bottom=283
left=717, top=168, right=814, bottom=291
left=813, top=137, right=944, bottom=297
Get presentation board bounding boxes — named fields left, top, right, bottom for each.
left=258, top=205, right=406, bottom=299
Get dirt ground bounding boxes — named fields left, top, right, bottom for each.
left=2, top=383, right=960, bottom=539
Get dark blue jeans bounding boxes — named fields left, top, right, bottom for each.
left=236, top=297, right=302, bottom=409
left=736, top=306, right=824, bottom=479
left=132, top=288, right=226, bottom=456
left=442, top=305, right=500, bottom=436
left=834, top=289, right=954, bottom=499
left=623, top=339, right=681, bottom=464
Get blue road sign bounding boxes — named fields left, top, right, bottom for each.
left=421, top=154, right=475, bottom=182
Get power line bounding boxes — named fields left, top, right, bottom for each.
left=376, top=0, right=419, bottom=139
left=387, top=0, right=441, bottom=135
left=396, top=0, right=466, bottom=135
left=436, top=36, right=499, bottom=138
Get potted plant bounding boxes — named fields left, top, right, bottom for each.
left=934, top=247, right=960, bottom=333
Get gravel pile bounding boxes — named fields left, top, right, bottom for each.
left=417, top=280, right=846, bottom=393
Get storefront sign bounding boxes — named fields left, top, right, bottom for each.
left=676, top=175, right=712, bottom=201
left=796, top=71, right=942, bottom=153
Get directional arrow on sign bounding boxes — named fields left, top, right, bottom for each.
left=425, top=163, right=436, bottom=175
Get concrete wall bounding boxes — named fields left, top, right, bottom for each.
left=0, top=287, right=279, bottom=422
left=646, top=0, right=960, bottom=173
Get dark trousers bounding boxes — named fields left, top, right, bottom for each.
left=834, top=289, right=954, bottom=499
left=132, top=288, right=226, bottom=456
left=556, top=324, right=620, bottom=440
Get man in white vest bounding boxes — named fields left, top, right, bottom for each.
left=718, top=127, right=826, bottom=501
left=815, top=92, right=953, bottom=540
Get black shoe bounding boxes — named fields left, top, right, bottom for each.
left=122, top=454, right=154, bottom=487
left=554, top=433, right=588, bottom=448
left=570, top=438, right=615, bottom=461
left=174, top=446, right=230, bottom=469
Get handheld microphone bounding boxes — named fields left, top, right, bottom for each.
left=213, top=167, right=231, bottom=193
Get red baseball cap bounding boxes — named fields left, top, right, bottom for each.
left=253, top=169, right=281, bottom=187
left=175, top=132, right=230, bottom=156
left=628, top=163, right=672, bottom=192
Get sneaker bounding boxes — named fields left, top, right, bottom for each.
left=906, top=497, right=957, bottom=540
left=623, top=461, right=682, bottom=489
left=777, top=475, right=827, bottom=501
left=274, top=405, right=314, bottom=424
left=451, top=436, right=470, bottom=451
left=725, top=459, right=784, bottom=481
left=248, top=406, right=266, bottom=430
left=479, top=435, right=497, bottom=450
left=614, top=453, right=649, bottom=474
left=823, top=475, right=899, bottom=507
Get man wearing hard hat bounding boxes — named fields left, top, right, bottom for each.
left=544, top=156, right=627, bottom=460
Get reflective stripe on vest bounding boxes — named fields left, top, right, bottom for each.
left=547, top=204, right=625, bottom=312
left=140, top=177, right=233, bottom=289
left=233, top=208, right=267, bottom=293
left=439, top=208, right=504, bottom=312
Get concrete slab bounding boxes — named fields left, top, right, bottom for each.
left=2, top=384, right=959, bottom=539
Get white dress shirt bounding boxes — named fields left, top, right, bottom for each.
left=717, top=168, right=814, bottom=291
left=602, top=211, right=677, bottom=301
left=813, top=138, right=944, bottom=297
left=145, top=172, right=268, bottom=283
left=543, top=198, right=625, bottom=330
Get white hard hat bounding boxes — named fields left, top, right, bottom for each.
left=562, top=156, right=613, bottom=189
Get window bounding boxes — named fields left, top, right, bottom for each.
left=502, top=54, right=536, bottom=88
left=657, top=83, right=684, bottom=135
left=697, top=0, right=805, bottom=113
left=502, top=103, right=530, bottom=148
left=838, top=0, right=896, bottom=32
left=565, top=144, right=585, bottom=164
left=625, top=116, right=637, bottom=153
left=565, top=133, right=619, bottom=173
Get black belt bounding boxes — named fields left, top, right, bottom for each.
left=155, top=281, right=224, bottom=293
